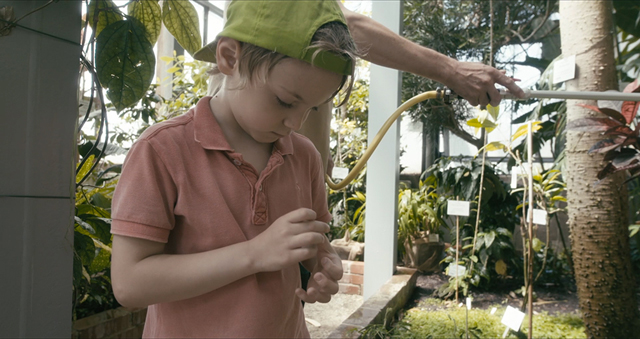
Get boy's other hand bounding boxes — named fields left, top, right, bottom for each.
left=295, top=238, right=343, bottom=304
left=250, top=208, right=329, bottom=273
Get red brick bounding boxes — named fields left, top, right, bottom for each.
left=339, top=283, right=361, bottom=295
left=339, top=273, right=364, bottom=285
left=349, top=261, right=364, bottom=275
left=350, top=273, right=364, bottom=285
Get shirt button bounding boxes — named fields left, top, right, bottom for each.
left=259, top=185, right=263, bottom=191
left=233, top=159, right=242, bottom=166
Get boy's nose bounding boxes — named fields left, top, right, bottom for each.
left=284, top=111, right=307, bottom=131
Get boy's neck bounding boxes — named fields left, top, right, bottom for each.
left=208, top=95, right=273, bottom=174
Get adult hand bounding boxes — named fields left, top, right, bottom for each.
left=250, top=208, right=329, bottom=272
left=295, top=237, right=343, bottom=303
left=447, top=60, right=525, bottom=107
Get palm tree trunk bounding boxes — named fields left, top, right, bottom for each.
left=560, top=1, right=639, bottom=337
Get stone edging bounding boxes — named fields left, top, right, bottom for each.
left=328, top=267, right=419, bottom=338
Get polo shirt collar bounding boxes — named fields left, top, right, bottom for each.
left=194, top=97, right=294, bottom=156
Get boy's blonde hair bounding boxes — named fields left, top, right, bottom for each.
left=207, top=22, right=360, bottom=107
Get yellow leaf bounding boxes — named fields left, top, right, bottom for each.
left=485, top=141, right=507, bottom=152
left=167, top=66, right=180, bottom=73
left=495, top=259, right=507, bottom=276
left=511, top=121, right=542, bottom=141
left=466, top=118, right=483, bottom=128
left=487, top=104, right=500, bottom=120
left=160, top=56, right=174, bottom=63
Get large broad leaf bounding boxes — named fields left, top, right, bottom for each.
left=611, top=150, right=640, bottom=168
left=87, top=0, right=123, bottom=37
left=96, top=20, right=155, bottom=112
left=604, top=125, right=634, bottom=137
left=614, top=1, right=640, bottom=36
left=588, top=138, right=624, bottom=154
left=162, top=0, right=201, bottom=56
left=622, top=80, right=640, bottom=124
left=128, top=0, right=162, bottom=46
left=567, top=118, right=623, bottom=132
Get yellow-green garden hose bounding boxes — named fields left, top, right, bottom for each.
left=325, top=90, right=441, bottom=190
left=324, top=87, right=640, bottom=190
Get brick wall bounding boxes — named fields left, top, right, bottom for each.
left=339, top=260, right=364, bottom=295
left=72, top=307, right=147, bottom=339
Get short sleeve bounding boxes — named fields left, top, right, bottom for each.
left=111, top=139, right=177, bottom=243
left=311, top=151, right=331, bottom=223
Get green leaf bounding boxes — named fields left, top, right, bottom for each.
left=74, top=232, right=96, bottom=267
left=96, top=20, right=156, bottom=112
left=532, top=237, right=544, bottom=253
left=162, top=0, right=202, bottom=56
left=89, top=243, right=111, bottom=273
left=76, top=155, right=95, bottom=184
left=128, top=0, right=162, bottom=45
left=87, top=0, right=123, bottom=37
left=484, top=231, right=496, bottom=248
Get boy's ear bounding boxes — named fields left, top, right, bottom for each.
left=216, top=37, right=241, bottom=75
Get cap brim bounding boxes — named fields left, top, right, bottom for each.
left=193, top=39, right=218, bottom=63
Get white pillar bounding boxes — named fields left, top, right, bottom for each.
left=0, top=1, right=80, bottom=337
left=363, top=1, right=402, bottom=300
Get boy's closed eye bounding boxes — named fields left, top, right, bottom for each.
left=276, top=96, right=294, bottom=109
left=276, top=96, right=319, bottom=112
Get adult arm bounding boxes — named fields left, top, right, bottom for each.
left=338, top=2, right=525, bottom=107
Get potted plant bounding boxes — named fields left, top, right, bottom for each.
left=397, top=180, right=447, bottom=272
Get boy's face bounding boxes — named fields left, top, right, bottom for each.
left=226, top=58, right=343, bottom=144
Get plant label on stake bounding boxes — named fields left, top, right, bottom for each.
left=527, top=209, right=547, bottom=225
left=332, top=167, right=349, bottom=180
left=510, top=166, right=522, bottom=189
left=501, top=305, right=525, bottom=338
left=447, top=199, right=469, bottom=303
left=447, top=263, right=466, bottom=277
left=553, top=55, right=576, bottom=84
left=447, top=200, right=470, bottom=217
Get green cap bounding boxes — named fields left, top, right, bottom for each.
left=193, top=0, right=353, bottom=75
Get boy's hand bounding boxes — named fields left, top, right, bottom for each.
left=295, top=237, right=343, bottom=303
left=250, top=208, right=329, bottom=273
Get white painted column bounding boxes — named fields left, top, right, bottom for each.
left=0, top=1, right=80, bottom=337
left=363, top=1, right=402, bottom=300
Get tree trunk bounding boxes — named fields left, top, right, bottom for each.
left=560, top=2, right=639, bottom=338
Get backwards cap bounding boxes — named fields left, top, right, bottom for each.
left=193, top=0, right=353, bottom=75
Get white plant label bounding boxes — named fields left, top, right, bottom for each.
left=332, top=167, right=349, bottom=180
left=553, top=55, right=576, bottom=84
left=527, top=208, right=547, bottom=225
left=447, top=263, right=466, bottom=277
left=447, top=200, right=470, bottom=217
left=501, top=305, right=525, bottom=331
left=466, top=297, right=472, bottom=310
left=428, top=234, right=439, bottom=242
left=510, top=166, right=522, bottom=189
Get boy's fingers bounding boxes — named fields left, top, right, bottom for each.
left=314, top=272, right=339, bottom=295
left=320, top=256, right=343, bottom=281
left=287, top=208, right=317, bottom=223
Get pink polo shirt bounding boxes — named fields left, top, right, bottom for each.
left=111, top=97, right=331, bottom=338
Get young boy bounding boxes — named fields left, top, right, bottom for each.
left=110, top=1, right=358, bottom=338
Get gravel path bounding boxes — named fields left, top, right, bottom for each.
left=304, top=293, right=364, bottom=339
